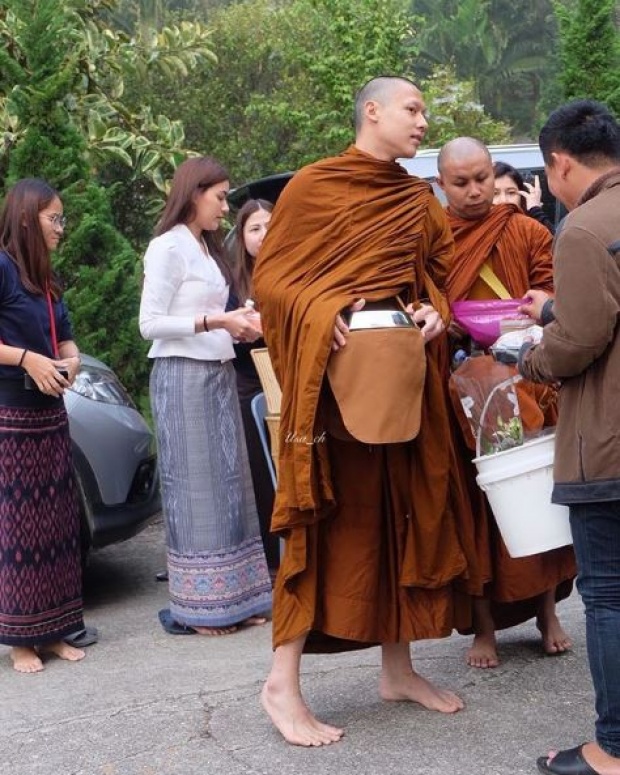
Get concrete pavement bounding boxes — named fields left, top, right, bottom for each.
left=0, top=519, right=593, bottom=775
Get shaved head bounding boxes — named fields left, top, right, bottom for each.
left=436, top=137, right=495, bottom=220
left=354, top=76, right=420, bottom=131
left=437, top=137, right=491, bottom=174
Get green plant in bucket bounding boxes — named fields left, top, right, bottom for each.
left=482, top=415, right=524, bottom=455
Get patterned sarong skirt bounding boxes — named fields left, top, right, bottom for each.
left=150, top=357, right=272, bottom=628
left=0, top=397, right=84, bottom=646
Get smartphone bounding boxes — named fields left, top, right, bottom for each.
left=23, top=374, right=37, bottom=390
left=23, top=369, right=69, bottom=391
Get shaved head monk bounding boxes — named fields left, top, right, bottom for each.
left=437, top=137, right=576, bottom=669
left=254, top=76, right=470, bottom=746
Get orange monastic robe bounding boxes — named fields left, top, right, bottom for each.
left=254, top=146, right=471, bottom=651
left=445, top=204, right=554, bottom=301
left=445, top=204, right=575, bottom=626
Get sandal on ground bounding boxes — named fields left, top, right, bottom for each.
left=158, top=608, right=196, bottom=635
left=537, top=744, right=600, bottom=775
left=64, top=626, right=99, bottom=648
left=192, top=625, right=238, bottom=636
left=157, top=609, right=237, bottom=635
left=239, top=616, right=268, bottom=627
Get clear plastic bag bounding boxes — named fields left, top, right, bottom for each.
left=489, top=325, right=543, bottom=364
left=450, top=357, right=524, bottom=456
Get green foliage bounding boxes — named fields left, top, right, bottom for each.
left=130, top=0, right=509, bottom=187
left=410, top=0, right=557, bottom=137
left=422, top=65, right=511, bottom=147
left=0, top=0, right=216, bottom=192
left=275, top=0, right=419, bottom=155
left=122, top=0, right=418, bottom=181
left=0, top=0, right=221, bottom=403
left=57, top=202, right=147, bottom=394
left=553, top=0, right=620, bottom=114
left=0, top=0, right=149, bottom=399
left=108, top=0, right=213, bottom=33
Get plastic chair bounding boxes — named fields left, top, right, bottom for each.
left=250, top=392, right=278, bottom=489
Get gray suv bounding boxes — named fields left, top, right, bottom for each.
left=64, top=354, right=160, bottom=560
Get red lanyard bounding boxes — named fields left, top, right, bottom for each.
left=46, top=288, right=60, bottom=358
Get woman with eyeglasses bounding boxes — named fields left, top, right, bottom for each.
left=139, top=157, right=272, bottom=636
left=0, top=178, right=85, bottom=673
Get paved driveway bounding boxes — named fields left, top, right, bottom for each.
left=0, top=518, right=593, bottom=775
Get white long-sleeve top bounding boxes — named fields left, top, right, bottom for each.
left=139, top=224, right=235, bottom=361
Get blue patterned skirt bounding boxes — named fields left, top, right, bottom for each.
left=150, top=358, right=272, bottom=627
left=0, top=398, right=84, bottom=646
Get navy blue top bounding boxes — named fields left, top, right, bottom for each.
left=0, top=251, right=73, bottom=381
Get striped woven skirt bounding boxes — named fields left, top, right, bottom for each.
left=0, top=400, right=84, bottom=646
left=150, top=357, right=272, bottom=628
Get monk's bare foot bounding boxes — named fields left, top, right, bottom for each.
left=192, top=625, right=237, bottom=636
left=261, top=676, right=344, bottom=746
left=379, top=670, right=464, bottom=713
left=466, top=632, right=499, bottom=668
left=537, top=614, right=572, bottom=655
left=39, top=641, right=85, bottom=662
left=10, top=647, right=44, bottom=674
left=239, top=616, right=268, bottom=627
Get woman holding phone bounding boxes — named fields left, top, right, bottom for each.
left=0, top=178, right=85, bottom=673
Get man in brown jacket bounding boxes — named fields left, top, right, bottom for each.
left=518, top=99, right=620, bottom=775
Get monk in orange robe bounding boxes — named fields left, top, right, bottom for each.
left=437, top=136, right=576, bottom=669
left=254, top=77, right=470, bottom=747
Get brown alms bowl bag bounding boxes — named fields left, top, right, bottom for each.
left=326, top=326, right=426, bottom=444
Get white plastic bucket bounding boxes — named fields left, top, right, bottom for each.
left=473, top=433, right=572, bottom=558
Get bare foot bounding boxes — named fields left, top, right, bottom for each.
left=261, top=677, right=344, bottom=746
left=192, top=625, right=237, bottom=636
left=537, top=614, right=572, bottom=655
left=379, top=670, right=464, bottom=713
left=240, top=616, right=268, bottom=627
left=466, top=632, right=499, bottom=669
left=10, top=647, right=44, bottom=674
left=39, top=641, right=85, bottom=662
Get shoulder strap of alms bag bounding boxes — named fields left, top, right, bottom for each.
left=478, top=260, right=511, bottom=300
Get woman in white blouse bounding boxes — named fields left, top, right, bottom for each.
left=139, top=157, right=272, bottom=635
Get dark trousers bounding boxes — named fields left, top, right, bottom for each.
left=570, top=500, right=620, bottom=758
